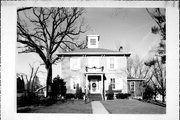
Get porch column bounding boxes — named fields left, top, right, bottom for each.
left=85, top=74, right=88, bottom=103
left=85, top=74, right=88, bottom=95
left=100, top=74, right=104, bottom=100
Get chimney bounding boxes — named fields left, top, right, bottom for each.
left=86, top=35, right=100, bottom=48
left=119, top=46, right=123, bottom=51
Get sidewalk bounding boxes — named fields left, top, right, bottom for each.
left=91, top=101, right=109, bottom=114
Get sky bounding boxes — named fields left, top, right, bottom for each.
left=17, top=8, right=162, bottom=85
left=83, top=8, right=160, bottom=57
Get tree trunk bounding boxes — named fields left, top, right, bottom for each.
left=162, top=94, right=165, bottom=103
left=46, top=63, right=52, bottom=97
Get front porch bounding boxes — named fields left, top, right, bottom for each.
left=84, top=73, right=106, bottom=101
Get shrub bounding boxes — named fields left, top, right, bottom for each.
left=65, top=93, right=75, bottom=99
left=116, top=93, right=131, bottom=99
left=51, top=75, right=67, bottom=99
left=106, top=84, right=114, bottom=100
left=75, top=84, right=84, bottom=99
left=106, top=93, right=114, bottom=100
left=143, top=84, right=155, bottom=100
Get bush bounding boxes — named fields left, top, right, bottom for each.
left=106, top=93, right=114, bottom=100
left=116, top=93, right=131, bottom=99
left=106, top=84, right=114, bottom=100
left=51, top=75, right=67, bottom=99
left=65, top=93, right=75, bottom=99
left=75, top=84, right=84, bottom=99
left=143, top=84, right=155, bottom=100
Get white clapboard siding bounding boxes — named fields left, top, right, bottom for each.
left=115, top=78, right=123, bottom=90
left=70, top=58, right=81, bottom=70
left=88, top=57, right=99, bottom=67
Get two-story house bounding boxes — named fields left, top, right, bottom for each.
left=57, top=35, right=131, bottom=100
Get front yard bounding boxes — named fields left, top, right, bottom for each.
left=25, top=99, right=92, bottom=113
left=101, top=99, right=166, bottom=114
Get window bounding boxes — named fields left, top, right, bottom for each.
left=130, top=81, right=135, bottom=92
left=111, top=78, right=115, bottom=89
left=71, top=76, right=80, bottom=90
left=70, top=58, right=80, bottom=70
left=90, top=39, right=96, bottom=45
left=110, top=58, right=115, bottom=69
left=108, top=57, right=117, bottom=70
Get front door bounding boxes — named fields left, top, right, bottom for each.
left=90, top=80, right=100, bottom=94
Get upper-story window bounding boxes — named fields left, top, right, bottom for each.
left=110, top=58, right=115, bottom=69
left=108, top=57, right=117, bottom=70
left=87, top=35, right=99, bottom=48
left=90, top=39, right=96, bottom=45
left=70, top=58, right=80, bottom=70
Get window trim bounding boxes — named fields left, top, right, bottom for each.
left=130, top=81, right=135, bottom=92
left=71, top=76, right=80, bottom=90
left=111, top=78, right=115, bottom=90
left=90, top=38, right=97, bottom=46
left=108, top=57, right=117, bottom=70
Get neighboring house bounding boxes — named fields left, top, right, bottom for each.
left=127, top=78, right=145, bottom=99
left=57, top=35, right=131, bottom=100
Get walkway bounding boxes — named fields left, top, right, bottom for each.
left=91, top=101, right=109, bottom=114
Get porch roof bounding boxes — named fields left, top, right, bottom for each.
left=127, top=78, right=146, bottom=81
left=57, top=48, right=131, bottom=57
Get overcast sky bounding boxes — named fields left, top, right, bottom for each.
left=17, top=8, right=163, bottom=85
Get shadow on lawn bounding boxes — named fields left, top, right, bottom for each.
left=17, top=97, right=65, bottom=113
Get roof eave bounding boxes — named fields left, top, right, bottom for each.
left=57, top=52, right=131, bottom=57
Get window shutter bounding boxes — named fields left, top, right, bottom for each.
left=107, top=58, right=110, bottom=69
left=114, top=58, right=118, bottom=69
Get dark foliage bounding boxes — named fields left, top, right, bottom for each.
left=143, top=84, right=155, bottom=100
left=17, top=96, right=57, bottom=109
left=116, top=93, right=131, bottom=99
left=17, top=76, right=25, bottom=93
left=51, top=75, right=67, bottom=99
left=75, top=84, right=84, bottom=99
left=106, top=84, right=114, bottom=100
left=65, top=93, right=76, bottom=99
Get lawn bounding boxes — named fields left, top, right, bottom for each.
left=27, top=99, right=92, bottom=113
left=101, top=99, right=166, bottom=114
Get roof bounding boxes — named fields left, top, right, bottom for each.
left=57, top=48, right=131, bottom=57
left=71, top=48, right=116, bottom=53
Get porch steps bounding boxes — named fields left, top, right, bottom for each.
left=89, top=94, right=102, bottom=101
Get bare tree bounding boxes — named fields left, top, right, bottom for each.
left=145, top=8, right=166, bottom=102
left=18, top=64, right=40, bottom=94
left=17, top=7, right=87, bottom=97
left=145, top=56, right=166, bottom=102
left=127, top=55, right=150, bottom=79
